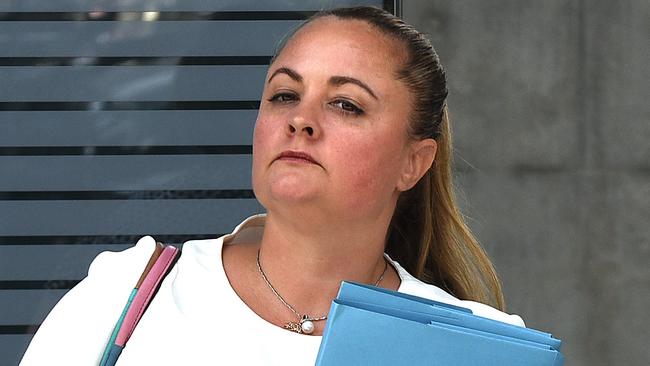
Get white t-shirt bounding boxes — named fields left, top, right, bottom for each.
left=20, top=214, right=524, bottom=366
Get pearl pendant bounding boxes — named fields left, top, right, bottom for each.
left=300, top=316, right=315, bottom=334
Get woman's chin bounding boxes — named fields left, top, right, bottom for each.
left=261, top=173, right=321, bottom=199
left=268, top=184, right=320, bottom=204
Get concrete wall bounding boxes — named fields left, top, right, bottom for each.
left=403, top=1, right=649, bottom=365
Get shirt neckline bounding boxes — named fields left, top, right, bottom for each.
left=216, top=213, right=408, bottom=339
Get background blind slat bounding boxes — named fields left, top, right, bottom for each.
left=0, top=0, right=383, bottom=12
left=0, top=66, right=267, bottom=101
left=0, top=245, right=147, bottom=280
left=0, top=335, right=32, bottom=366
left=0, top=200, right=263, bottom=235
left=0, top=290, right=69, bottom=323
left=0, top=156, right=252, bottom=191
left=0, top=110, right=257, bottom=146
left=0, top=21, right=299, bottom=57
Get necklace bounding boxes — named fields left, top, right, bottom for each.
left=256, top=249, right=388, bottom=334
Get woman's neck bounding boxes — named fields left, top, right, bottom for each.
left=256, top=210, right=399, bottom=320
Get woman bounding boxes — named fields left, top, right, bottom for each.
left=21, top=6, right=524, bottom=365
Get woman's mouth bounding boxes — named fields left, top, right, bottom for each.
left=276, top=150, right=320, bottom=165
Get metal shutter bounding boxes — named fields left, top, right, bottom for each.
left=0, top=1, right=397, bottom=364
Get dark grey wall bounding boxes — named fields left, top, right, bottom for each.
left=404, top=1, right=649, bottom=365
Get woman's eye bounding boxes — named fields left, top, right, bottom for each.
left=268, top=92, right=298, bottom=103
left=330, top=99, right=364, bottom=116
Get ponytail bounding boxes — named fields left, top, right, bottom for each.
left=386, top=106, right=506, bottom=310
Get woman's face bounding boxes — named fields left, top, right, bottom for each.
left=252, top=17, right=417, bottom=222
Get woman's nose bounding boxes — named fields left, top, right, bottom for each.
left=286, top=113, right=321, bottom=139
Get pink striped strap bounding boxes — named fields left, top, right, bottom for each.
left=115, top=245, right=179, bottom=346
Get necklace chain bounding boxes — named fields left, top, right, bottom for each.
left=256, top=249, right=388, bottom=333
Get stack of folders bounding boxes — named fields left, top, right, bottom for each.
left=315, top=281, right=564, bottom=366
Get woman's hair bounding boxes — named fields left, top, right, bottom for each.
left=272, top=6, right=506, bottom=310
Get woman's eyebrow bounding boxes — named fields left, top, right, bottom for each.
left=329, top=76, right=378, bottom=100
left=267, top=68, right=377, bottom=100
left=267, top=67, right=302, bottom=84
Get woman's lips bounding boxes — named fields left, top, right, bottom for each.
left=276, top=150, right=320, bottom=165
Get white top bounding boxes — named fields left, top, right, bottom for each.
left=20, top=214, right=524, bottom=366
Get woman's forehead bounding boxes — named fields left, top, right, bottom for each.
left=271, top=17, right=407, bottom=86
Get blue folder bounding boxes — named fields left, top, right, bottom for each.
left=315, top=281, right=564, bottom=366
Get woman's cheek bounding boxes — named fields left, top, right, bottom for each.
left=251, top=118, right=273, bottom=190
left=252, top=117, right=266, bottom=144
left=253, top=118, right=274, bottom=155
left=338, top=140, right=398, bottom=201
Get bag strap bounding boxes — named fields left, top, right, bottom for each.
left=99, top=242, right=181, bottom=366
left=135, top=242, right=165, bottom=288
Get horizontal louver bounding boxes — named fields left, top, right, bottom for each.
left=0, top=1, right=396, bottom=364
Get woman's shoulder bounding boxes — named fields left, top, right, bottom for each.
left=89, top=234, right=226, bottom=278
left=20, top=236, right=161, bottom=365
left=388, top=256, right=526, bottom=328
left=88, top=235, right=159, bottom=278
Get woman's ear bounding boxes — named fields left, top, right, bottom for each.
left=396, top=138, right=437, bottom=192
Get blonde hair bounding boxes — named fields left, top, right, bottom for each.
left=385, top=106, right=506, bottom=310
